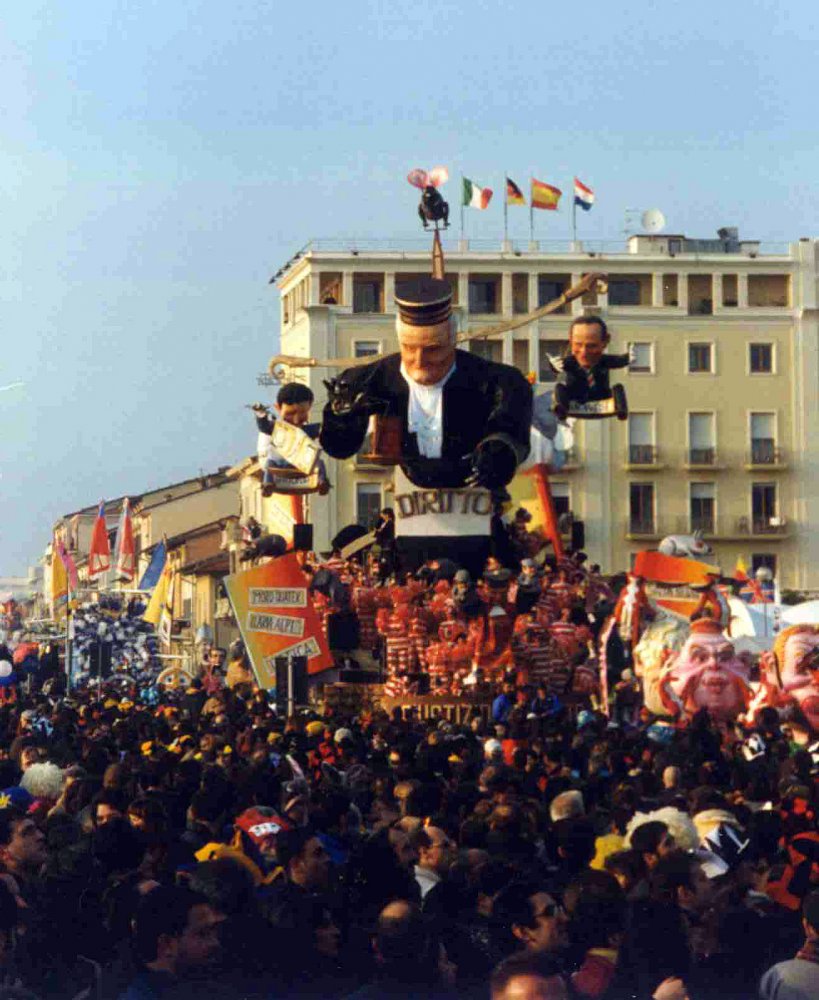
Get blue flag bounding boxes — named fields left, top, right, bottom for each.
left=138, top=541, right=167, bottom=591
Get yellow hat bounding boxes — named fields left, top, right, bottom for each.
left=306, top=721, right=324, bottom=738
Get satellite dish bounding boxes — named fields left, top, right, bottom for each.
left=641, top=209, right=666, bottom=233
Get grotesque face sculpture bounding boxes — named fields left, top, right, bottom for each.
left=770, top=625, right=819, bottom=733
left=660, top=618, right=751, bottom=722
left=631, top=612, right=689, bottom=717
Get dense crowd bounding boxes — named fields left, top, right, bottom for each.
left=0, top=548, right=817, bottom=1000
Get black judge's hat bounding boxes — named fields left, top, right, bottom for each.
left=394, top=276, right=452, bottom=328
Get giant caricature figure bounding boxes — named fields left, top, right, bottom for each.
left=758, top=624, right=819, bottom=734
left=547, top=316, right=631, bottom=420
left=659, top=616, right=752, bottom=723
left=320, top=276, right=533, bottom=576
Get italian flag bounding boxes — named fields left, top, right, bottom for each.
left=462, top=177, right=493, bottom=209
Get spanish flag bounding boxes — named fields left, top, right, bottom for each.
left=531, top=178, right=562, bottom=211
left=506, top=177, right=525, bottom=206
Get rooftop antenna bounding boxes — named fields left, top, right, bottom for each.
left=641, top=208, right=667, bottom=234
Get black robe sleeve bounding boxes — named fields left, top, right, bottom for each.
left=603, top=352, right=630, bottom=370
left=474, top=362, right=533, bottom=470
left=318, top=360, right=380, bottom=459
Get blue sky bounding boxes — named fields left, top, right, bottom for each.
left=0, top=0, right=815, bottom=575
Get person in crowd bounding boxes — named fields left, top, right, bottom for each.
left=412, top=825, right=456, bottom=901
left=491, top=881, right=570, bottom=962
left=120, top=886, right=224, bottom=999
left=759, top=889, right=819, bottom=1000
left=0, top=555, right=815, bottom=1000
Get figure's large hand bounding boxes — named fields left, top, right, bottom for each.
left=464, top=438, right=518, bottom=489
left=323, top=378, right=379, bottom=417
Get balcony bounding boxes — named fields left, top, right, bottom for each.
left=625, top=444, right=663, bottom=470
left=673, top=515, right=791, bottom=540
left=745, top=443, right=788, bottom=470
left=625, top=518, right=664, bottom=541
left=684, top=447, right=725, bottom=470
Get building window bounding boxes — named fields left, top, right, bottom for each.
left=748, top=274, right=790, bottom=308
left=688, top=412, right=716, bottom=464
left=629, top=342, right=654, bottom=373
left=751, top=553, right=777, bottom=577
left=628, top=413, right=656, bottom=464
left=688, top=343, right=713, bottom=374
left=750, top=413, right=776, bottom=464
left=752, top=483, right=778, bottom=533
left=355, top=482, right=382, bottom=529
left=471, top=339, right=502, bottom=362
left=722, top=274, right=738, bottom=307
left=550, top=482, right=570, bottom=518
left=608, top=279, right=641, bottom=306
left=352, top=275, right=383, bottom=313
left=629, top=483, right=655, bottom=534
left=538, top=339, right=567, bottom=382
left=354, top=341, right=380, bottom=358
left=538, top=277, right=567, bottom=307
left=688, top=275, right=713, bottom=315
left=468, top=277, right=499, bottom=314
left=662, top=274, right=679, bottom=306
left=749, top=343, right=773, bottom=373
left=690, top=482, right=715, bottom=533
left=319, top=271, right=342, bottom=305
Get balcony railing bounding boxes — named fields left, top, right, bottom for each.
left=626, top=518, right=660, bottom=537
left=627, top=444, right=659, bottom=466
left=673, top=515, right=790, bottom=538
left=686, top=447, right=717, bottom=466
left=747, top=443, right=786, bottom=467
left=752, top=517, right=789, bottom=535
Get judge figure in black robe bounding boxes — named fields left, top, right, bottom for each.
left=320, top=277, right=533, bottom=576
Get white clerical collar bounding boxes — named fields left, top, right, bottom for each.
left=399, top=362, right=456, bottom=459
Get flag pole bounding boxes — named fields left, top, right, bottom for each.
left=460, top=176, right=465, bottom=242
left=529, top=179, right=534, bottom=243
left=572, top=180, right=578, bottom=246
left=503, top=174, right=508, bottom=244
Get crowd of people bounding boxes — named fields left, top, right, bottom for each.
left=0, top=545, right=816, bottom=1000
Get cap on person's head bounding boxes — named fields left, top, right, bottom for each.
left=0, top=787, right=33, bottom=812
left=521, top=559, right=536, bottom=569
left=454, top=569, right=471, bottom=584
left=484, top=738, right=503, bottom=758
left=305, top=721, right=324, bottom=738
left=394, top=276, right=452, bottom=333
left=334, top=727, right=353, bottom=744
left=621, top=669, right=634, bottom=682
left=235, top=807, right=292, bottom=848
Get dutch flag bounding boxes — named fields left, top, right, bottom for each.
left=574, top=177, right=595, bottom=211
